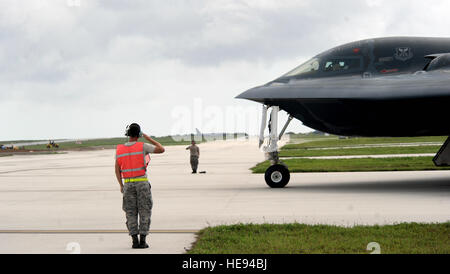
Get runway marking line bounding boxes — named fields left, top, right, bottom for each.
left=0, top=229, right=199, bottom=234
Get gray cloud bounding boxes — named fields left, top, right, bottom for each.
left=0, top=0, right=449, bottom=140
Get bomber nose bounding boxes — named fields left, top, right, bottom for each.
left=236, top=81, right=288, bottom=103
left=235, top=86, right=262, bottom=101
left=235, top=89, right=249, bottom=99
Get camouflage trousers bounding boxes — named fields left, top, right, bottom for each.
left=190, top=155, right=199, bottom=172
left=122, top=181, right=153, bottom=236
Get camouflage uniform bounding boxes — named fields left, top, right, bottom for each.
left=187, top=144, right=200, bottom=172
left=190, top=155, right=199, bottom=172
left=122, top=181, right=153, bottom=235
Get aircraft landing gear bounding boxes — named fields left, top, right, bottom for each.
left=259, top=105, right=293, bottom=188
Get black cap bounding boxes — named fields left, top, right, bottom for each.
left=126, top=123, right=141, bottom=137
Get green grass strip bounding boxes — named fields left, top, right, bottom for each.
left=251, top=157, right=450, bottom=173
left=279, top=146, right=441, bottom=157
left=187, top=223, right=450, bottom=254
left=22, top=136, right=198, bottom=150
left=283, top=136, right=447, bottom=150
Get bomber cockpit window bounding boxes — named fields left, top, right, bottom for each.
left=323, top=57, right=362, bottom=72
left=427, top=54, right=450, bottom=71
left=283, top=58, right=320, bottom=77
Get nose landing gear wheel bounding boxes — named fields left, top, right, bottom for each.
left=265, top=164, right=290, bottom=188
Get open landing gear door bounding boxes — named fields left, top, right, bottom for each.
left=433, top=136, right=450, bottom=166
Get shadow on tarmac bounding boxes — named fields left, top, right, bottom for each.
left=189, top=175, right=450, bottom=197
left=284, top=176, right=450, bottom=195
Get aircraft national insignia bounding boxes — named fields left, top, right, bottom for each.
left=394, top=47, right=413, bottom=61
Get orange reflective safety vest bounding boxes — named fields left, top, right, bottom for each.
left=116, top=142, right=150, bottom=178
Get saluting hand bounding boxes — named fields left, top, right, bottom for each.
left=142, top=132, right=165, bottom=154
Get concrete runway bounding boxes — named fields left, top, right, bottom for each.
left=0, top=138, right=449, bottom=253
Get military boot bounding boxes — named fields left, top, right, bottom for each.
left=131, top=234, right=139, bottom=248
left=139, top=234, right=149, bottom=248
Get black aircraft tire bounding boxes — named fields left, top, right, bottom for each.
left=264, top=164, right=290, bottom=188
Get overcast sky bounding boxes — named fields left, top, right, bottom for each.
left=1, top=0, right=449, bottom=140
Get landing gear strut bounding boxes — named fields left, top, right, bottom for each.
left=260, top=105, right=293, bottom=188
